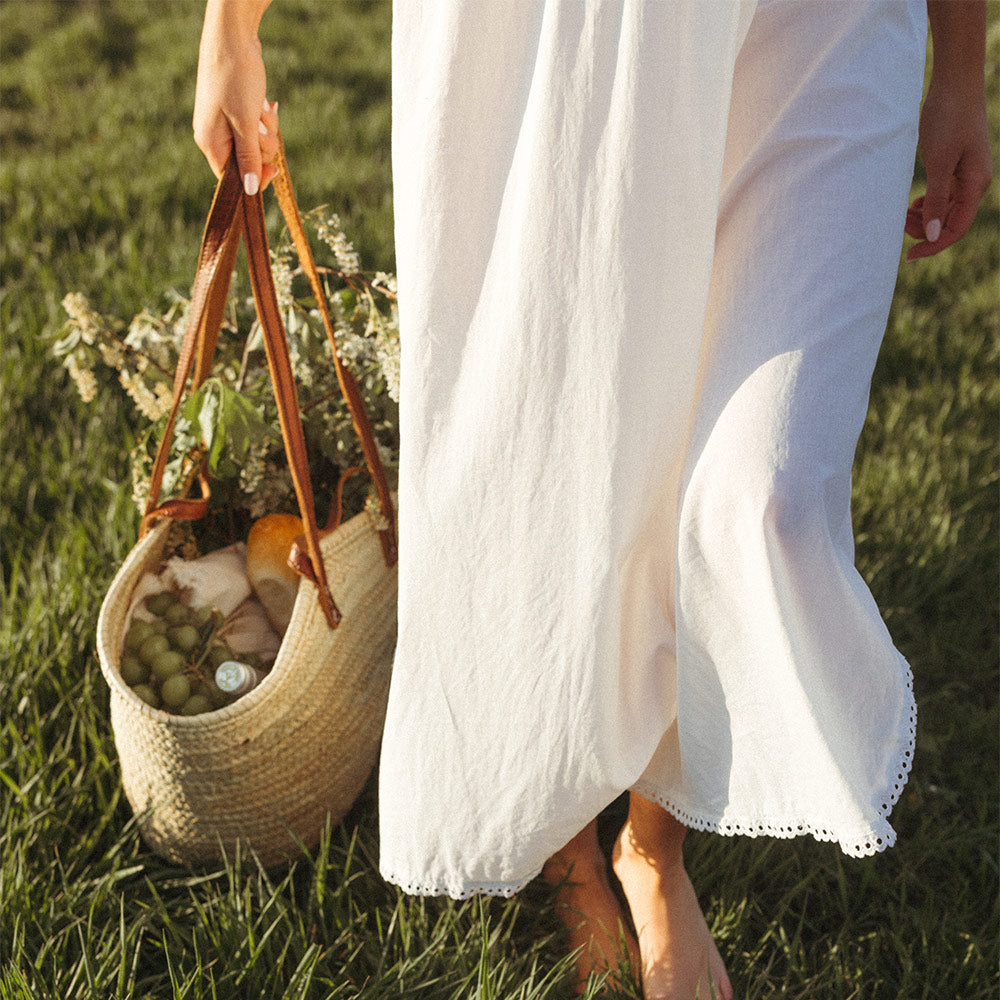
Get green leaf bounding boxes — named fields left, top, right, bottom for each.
left=181, top=379, right=272, bottom=477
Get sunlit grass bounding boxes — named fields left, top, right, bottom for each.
left=1, top=2, right=996, bottom=997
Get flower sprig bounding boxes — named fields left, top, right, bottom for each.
left=53, top=212, right=400, bottom=549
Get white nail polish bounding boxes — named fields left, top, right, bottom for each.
left=243, top=173, right=259, bottom=196
left=926, top=218, right=941, bottom=242
left=262, top=98, right=270, bottom=113
left=259, top=120, right=268, bottom=136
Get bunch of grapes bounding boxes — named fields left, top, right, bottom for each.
left=119, top=591, right=263, bottom=715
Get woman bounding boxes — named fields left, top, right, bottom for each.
left=194, top=1, right=990, bottom=997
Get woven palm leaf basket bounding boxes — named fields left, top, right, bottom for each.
left=97, top=511, right=396, bottom=866
left=95, top=145, right=399, bottom=866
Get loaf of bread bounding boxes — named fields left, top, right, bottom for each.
left=245, top=513, right=304, bottom=634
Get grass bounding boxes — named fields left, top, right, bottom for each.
left=1, top=1, right=997, bottom=997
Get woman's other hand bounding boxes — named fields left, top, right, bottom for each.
left=905, top=0, right=992, bottom=261
left=193, top=0, right=279, bottom=194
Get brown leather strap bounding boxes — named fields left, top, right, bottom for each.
left=193, top=213, right=242, bottom=387
left=240, top=183, right=341, bottom=627
left=271, top=137, right=398, bottom=567
left=141, top=163, right=243, bottom=531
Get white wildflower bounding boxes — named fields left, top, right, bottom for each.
left=153, top=381, right=174, bottom=416
left=372, top=271, right=398, bottom=295
left=239, top=446, right=267, bottom=496
left=98, top=340, right=125, bottom=367
left=120, top=369, right=172, bottom=421
left=315, top=213, right=361, bottom=274
left=336, top=330, right=370, bottom=364
left=169, top=299, right=192, bottom=345
left=292, top=352, right=314, bottom=389
left=66, top=354, right=98, bottom=403
left=271, top=250, right=295, bottom=313
left=373, top=313, right=401, bottom=403
left=126, top=312, right=174, bottom=371
left=131, top=462, right=150, bottom=512
left=247, top=460, right=294, bottom=519
left=61, top=292, right=102, bottom=345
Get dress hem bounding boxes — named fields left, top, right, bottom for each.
left=379, top=867, right=542, bottom=900
left=633, top=650, right=917, bottom=860
left=380, top=655, right=917, bottom=896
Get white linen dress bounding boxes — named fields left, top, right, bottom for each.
left=379, top=0, right=927, bottom=898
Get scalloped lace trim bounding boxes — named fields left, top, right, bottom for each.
left=634, top=651, right=917, bottom=859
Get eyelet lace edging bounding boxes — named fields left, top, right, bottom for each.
left=634, top=650, right=917, bottom=860
left=379, top=869, right=540, bottom=900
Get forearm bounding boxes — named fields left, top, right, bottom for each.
left=904, top=0, right=991, bottom=258
left=926, top=0, right=986, bottom=91
left=194, top=0, right=278, bottom=183
left=202, top=0, right=274, bottom=37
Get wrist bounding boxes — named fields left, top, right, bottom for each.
left=926, top=65, right=987, bottom=108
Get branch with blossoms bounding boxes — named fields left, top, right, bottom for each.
left=51, top=212, right=400, bottom=555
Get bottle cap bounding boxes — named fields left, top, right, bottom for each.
left=215, top=660, right=260, bottom=695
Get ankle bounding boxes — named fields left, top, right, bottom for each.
left=613, top=818, right=685, bottom=880
left=542, top=819, right=607, bottom=888
left=543, top=851, right=606, bottom=889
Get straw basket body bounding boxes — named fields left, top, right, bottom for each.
left=96, top=508, right=397, bottom=866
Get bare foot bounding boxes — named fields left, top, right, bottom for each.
left=543, top=821, right=641, bottom=993
left=611, top=798, right=732, bottom=1000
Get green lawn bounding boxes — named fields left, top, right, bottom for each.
left=1, top=2, right=997, bottom=997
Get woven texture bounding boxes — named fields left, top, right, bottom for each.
left=97, top=507, right=397, bottom=866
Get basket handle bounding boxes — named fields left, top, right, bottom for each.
left=141, top=163, right=243, bottom=529
left=269, top=135, right=397, bottom=569
left=141, top=144, right=397, bottom=628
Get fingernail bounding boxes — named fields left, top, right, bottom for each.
left=271, top=101, right=278, bottom=114
left=243, top=172, right=259, bottom=196
left=925, top=218, right=941, bottom=242
left=262, top=99, right=271, bottom=113
left=258, top=120, right=268, bottom=136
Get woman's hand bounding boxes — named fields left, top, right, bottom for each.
left=193, top=0, right=279, bottom=194
left=905, top=1, right=992, bottom=261
left=904, top=80, right=992, bottom=261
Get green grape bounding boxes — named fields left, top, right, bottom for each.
left=208, top=644, right=234, bottom=670
left=150, top=618, right=169, bottom=635
left=124, top=620, right=154, bottom=652
left=165, top=602, right=191, bottom=625
left=160, top=674, right=191, bottom=709
left=138, top=634, right=170, bottom=666
left=180, top=694, right=213, bottom=716
left=150, top=650, right=185, bottom=681
left=120, top=654, right=149, bottom=686
left=194, top=605, right=214, bottom=626
left=133, top=684, right=159, bottom=708
left=144, top=591, right=175, bottom=617
left=205, top=679, right=229, bottom=709
left=168, top=624, right=200, bottom=653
